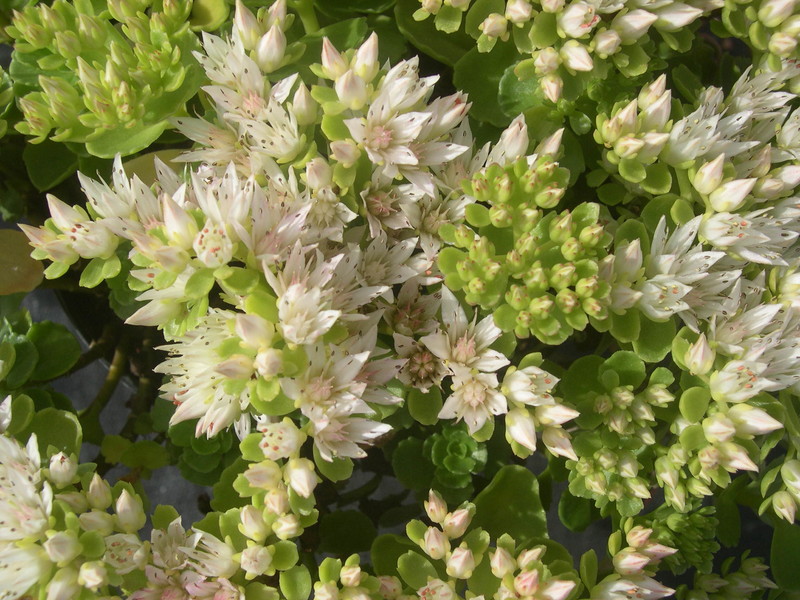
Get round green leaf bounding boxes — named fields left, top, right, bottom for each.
left=319, top=510, right=377, bottom=556
left=280, top=566, right=312, bottom=600
left=26, top=408, right=82, bottom=456
left=633, top=317, right=676, bottom=363
left=600, top=351, right=645, bottom=388
left=0, top=230, right=44, bottom=295
left=407, top=387, right=443, bottom=425
left=679, top=387, right=711, bottom=424
left=28, top=321, right=80, bottom=381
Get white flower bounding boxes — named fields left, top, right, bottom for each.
left=258, top=418, right=305, bottom=460
left=394, top=334, right=448, bottom=392
left=104, top=533, right=148, bottom=574
left=183, top=531, right=238, bottom=579
left=701, top=208, right=799, bottom=265
left=709, top=359, right=777, bottom=403
left=420, top=288, right=509, bottom=373
left=308, top=404, right=391, bottom=461
left=440, top=365, right=507, bottom=434
left=0, top=434, right=51, bottom=543
left=0, top=545, right=50, bottom=600
left=502, top=366, right=559, bottom=407
left=558, top=2, right=599, bottom=37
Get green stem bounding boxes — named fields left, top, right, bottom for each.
left=80, top=339, right=129, bottom=445
left=292, top=0, right=319, bottom=34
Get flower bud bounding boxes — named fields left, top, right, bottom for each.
left=259, top=418, right=305, bottom=460
left=719, top=442, right=757, bottom=472
left=612, top=9, right=657, bottom=42
left=87, top=473, right=112, bottom=510
left=56, top=491, right=89, bottom=513
left=653, top=3, right=703, bottom=31
left=685, top=333, right=715, bottom=375
left=593, top=29, right=621, bottom=57
left=286, top=458, right=318, bottom=498
left=425, top=490, right=448, bottom=523
left=769, top=31, right=797, bottom=57
left=514, top=569, right=540, bottom=596
left=728, top=404, right=782, bottom=436
left=480, top=13, right=509, bottom=38
left=702, top=413, right=736, bottom=444
left=446, top=545, right=475, bottom=579
left=292, top=82, right=318, bottom=126
left=506, top=0, right=533, bottom=23
left=758, top=0, right=795, bottom=27
left=541, top=0, right=565, bottom=11
left=330, top=140, right=361, bottom=167
left=234, top=0, right=262, bottom=49
left=316, top=582, right=339, bottom=600
left=115, top=489, right=146, bottom=533
left=542, top=427, right=577, bottom=460
left=693, top=155, right=725, bottom=195
left=773, top=491, right=797, bottom=522
left=442, top=507, right=472, bottom=538
left=558, top=2, right=598, bottom=38
left=709, top=178, right=756, bottom=212
left=560, top=40, right=593, bottom=72
left=44, top=531, right=81, bottom=565
left=78, top=561, right=107, bottom=590
left=341, top=564, right=363, bottom=587
left=240, top=505, right=269, bottom=542
left=417, top=579, right=454, bottom=600
left=335, top=70, right=368, bottom=111
left=378, top=577, right=402, bottom=600
left=48, top=453, right=78, bottom=488
left=241, top=545, right=273, bottom=578
left=47, top=567, right=80, bottom=600
left=781, top=459, right=800, bottom=491
left=255, top=25, right=286, bottom=73
left=273, top=513, right=301, bottom=539
left=265, top=485, right=291, bottom=515
left=423, top=527, right=450, bottom=559
left=506, top=408, right=538, bottom=452
left=534, top=47, right=560, bottom=74
left=321, top=38, right=348, bottom=79
left=613, top=548, right=650, bottom=575
left=245, top=460, right=283, bottom=489
left=353, top=33, right=379, bottom=82
left=490, top=547, right=516, bottom=577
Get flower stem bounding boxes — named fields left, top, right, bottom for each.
left=291, top=0, right=319, bottom=35
left=80, top=338, right=129, bottom=445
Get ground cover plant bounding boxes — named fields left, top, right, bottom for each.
left=0, top=0, right=799, bottom=599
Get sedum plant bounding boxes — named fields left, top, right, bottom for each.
left=0, top=0, right=799, bottom=600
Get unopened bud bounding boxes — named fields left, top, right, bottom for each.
left=115, top=489, right=146, bottom=533
left=87, top=473, right=112, bottom=510
left=285, top=458, right=318, bottom=498
left=48, top=453, right=78, bottom=488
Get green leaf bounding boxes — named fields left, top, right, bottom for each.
left=392, top=438, right=435, bottom=491
left=609, top=310, right=640, bottom=343
left=772, top=522, right=800, bottom=591
left=313, top=445, right=354, bottom=482
left=395, top=0, right=474, bottom=65
left=245, top=583, right=280, bottom=600
left=641, top=163, right=673, bottom=195
left=632, top=317, right=675, bottom=362
left=211, top=458, right=249, bottom=511
left=579, top=549, right=598, bottom=589
left=4, top=337, right=38, bottom=389
left=0, top=230, right=44, bottom=295
left=272, top=540, right=299, bottom=571
left=618, top=158, right=646, bottom=183
left=465, top=0, right=505, bottom=37
left=26, top=408, right=82, bottom=456
left=85, top=121, right=169, bottom=159
left=407, top=387, right=443, bottom=425
left=614, top=218, right=650, bottom=255
left=471, top=465, right=547, bottom=544
left=600, top=351, right=645, bottom=388
left=679, top=387, right=710, bottom=424
left=398, top=550, right=438, bottom=589
left=558, top=490, right=594, bottom=532
left=101, top=435, right=132, bottom=463
left=714, top=487, right=741, bottom=548
left=454, top=42, right=521, bottom=127
left=120, top=440, right=169, bottom=469
left=27, top=321, right=80, bottom=381
left=23, top=139, right=78, bottom=191
left=6, top=394, right=34, bottom=435
left=498, top=62, right=545, bottom=117
left=280, top=566, right=312, bottom=600
left=152, top=505, right=180, bottom=530
left=185, top=268, right=216, bottom=299
left=319, top=510, right=377, bottom=556
left=190, top=0, right=230, bottom=30
left=371, top=534, right=420, bottom=577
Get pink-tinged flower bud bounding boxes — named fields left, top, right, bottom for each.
left=539, top=580, right=577, bottom=600
left=506, top=0, right=533, bottom=23
left=612, top=9, right=657, bottom=42
left=514, top=569, right=540, bottom=596
left=265, top=485, right=290, bottom=515
left=769, top=32, right=797, bottom=57
left=330, top=140, right=361, bottom=167
left=719, top=442, right=758, bottom=472
left=480, top=13, right=509, bottom=38
left=255, top=25, right=286, bottom=72
left=614, top=135, right=646, bottom=158
left=446, top=545, right=475, bottom=578
left=245, top=460, right=283, bottom=489
left=709, top=178, right=756, bottom=212
left=542, top=74, right=564, bottom=103
left=266, top=0, right=288, bottom=28
left=618, top=454, right=639, bottom=478
left=534, top=47, right=561, bottom=74
left=417, top=579, right=454, bottom=600
left=560, top=40, right=593, bottom=72
left=535, top=404, right=579, bottom=427
left=653, top=3, right=703, bottom=31
left=728, top=404, right=782, bottom=437
left=353, top=33, right=379, bottom=82
left=44, top=531, right=81, bottom=564
left=255, top=348, right=283, bottom=378
left=240, top=505, right=269, bottom=542
left=215, top=354, right=254, bottom=380
left=542, top=427, right=577, bottom=460
left=340, top=564, right=363, bottom=587
left=594, top=29, right=621, bottom=57
left=47, top=567, right=80, bottom=600
left=758, top=0, right=795, bottom=27
left=87, top=473, right=112, bottom=509
left=292, top=82, right=318, bottom=126
left=626, top=525, right=653, bottom=548
left=273, top=513, right=301, bottom=539
left=321, top=38, right=348, bottom=79
left=335, top=70, right=368, bottom=111
left=422, top=0, right=443, bottom=13
left=48, top=452, right=77, bottom=488
left=423, top=526, right=450, bottom=559
left=306, top=157, right=333, bottom=190
left=506, top=408, right=538, bottom=452
left=425, top=490, right=448, bottom=523
left=639, top=90, right=671, bottom=131
left=259, top=419, right=305, bottom=461
left=286, top=458, right=318, bottom=498
left=442, top=507, right=472, bottom=538
left=613, top=548, right=651, bottom=575
left=558, top=2, right=598, bottom=38
left=115, top=489, right=146, bottom=533
left=702, top=413, right=736, bottom=444
left=490, top=547, right=516, bottom=577
left=685, top=333, right=715, bottom=375
left=517, top=547, right=544, bottom=569
left=773, top=491, right=797, bottom=522
left=78, top=561, right=107, bottom=591
left=241, top=544, right=273, bottom=578
left=56, top=491, right=89, bottom=513
left=378, top=577, right=403, bottom=600
left=692, top=155, right=725, bottom=195
left=234, top=0, right=262, bottom=49
left=316, top=582, right=339, bottom=600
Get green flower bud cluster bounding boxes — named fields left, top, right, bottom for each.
left=638, top=505, right=719, bottom=575
left=561, top=352, right=675, bottom=516
left=316, top=555, right=383, bottom=600
left=424, top=423, right=488, bottom=500
left=593, top=76, right=674, bottom=195
left=567, top=433, right=652, bottom=517
left=439, top=157, right=614, bottom=345
left=721, top=0, right=800, bottom=68
left=7, top=0, right=202, bottom=155
left=675, top=554, right=776, bottom=600
left=411, top=0, right=710, bottom=104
